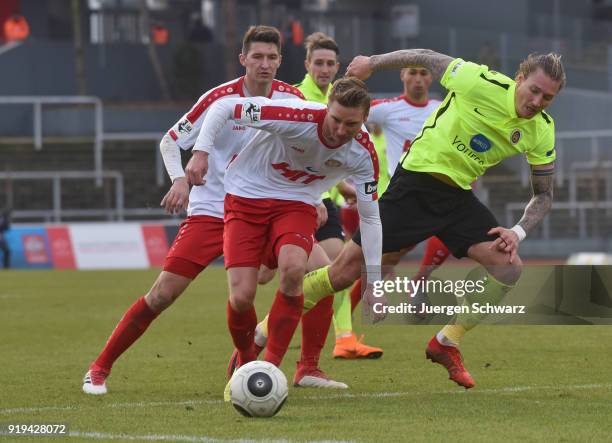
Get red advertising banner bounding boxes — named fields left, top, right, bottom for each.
left=141, top=224, right=170, bottom=267
left=47, top=226, right=76, bottom=269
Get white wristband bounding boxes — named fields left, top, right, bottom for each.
left=510, top=225, right=527, bottom=242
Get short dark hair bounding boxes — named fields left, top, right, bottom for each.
left=305, top=32, right=339, bottom=61
left=516, top=52, right=566, bottom=90
left=242, top=25, right=281, bottom=54
left=328, top=77, right=370, bottom=114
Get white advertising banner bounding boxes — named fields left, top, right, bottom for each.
left=69, top=223, right=149, bottom=269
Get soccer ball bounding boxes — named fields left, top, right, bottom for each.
left=229, top=360, right=288, bottom=418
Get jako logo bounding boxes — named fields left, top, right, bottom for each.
left=470, top=134, right=492, bottom=152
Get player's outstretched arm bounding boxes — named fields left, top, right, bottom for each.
left=346, top=49, right=454, bottom=81
left=488, top=162, right=554, bottom=263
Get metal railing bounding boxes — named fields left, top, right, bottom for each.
left=0, top=170, right=124, bottom=222
left=0, top=96, right=104, bottom=184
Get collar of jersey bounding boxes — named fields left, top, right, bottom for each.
left=315, top=109, right=344, bottom=149
left=506, top=82, right=518, bottom=119
left=299, top=73, right=330, bottom=104
left=403, top=95, right=430, bottom=108
left=236, top=76, right=276, bottom=99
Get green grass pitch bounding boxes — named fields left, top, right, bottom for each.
left=1, top=268, right=612, bottom=442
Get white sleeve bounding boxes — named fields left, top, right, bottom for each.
left=192, top=98, right=239, bottom=153
left=159, top=133, right=184, bottom=182
left=367, top=101, right=387, bottom=126
left=357, top=198, right=382, bottom=284
left=194, top=96, right=322, bottom=152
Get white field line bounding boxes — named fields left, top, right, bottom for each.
left=68, top=431, right=355, bottom=443
left=2, top=382, right=611, bottom=416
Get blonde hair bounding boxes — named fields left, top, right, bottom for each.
left=516, top=52, right=566, bottom=90
left=305, top=32, right=339, bottom=62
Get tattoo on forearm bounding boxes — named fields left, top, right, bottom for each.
left=518, top=170, right=554, bottom=233
left=370, top=49, right=454, bottom=80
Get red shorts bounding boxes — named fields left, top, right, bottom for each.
left=163, top=215, right=224, bottom=279
left=223, top=194, right=318, bottom=269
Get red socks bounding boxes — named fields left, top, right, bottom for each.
left=417, top=236, right=450, bottom=279
left=350, top=278, right=362, bottom=313
left=299, top=295, right=333, bottom=368
left=264, top=291, right=303, bottom=367
left=227, top=302, right=258, bottom=366
left=93, top=296, right=158, bottom=372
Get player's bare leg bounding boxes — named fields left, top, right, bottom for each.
left=83, top=271, right=192, bottom=395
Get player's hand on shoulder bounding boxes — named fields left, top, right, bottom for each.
left=488, top=226, right=520, bottom=264
left=316, top=202, right=328, bottom=228
left=185, top=151, right=209, bottom=186
left=346, top=55, right=373, bottom=80
left=160, top=177, right=189, bottom=214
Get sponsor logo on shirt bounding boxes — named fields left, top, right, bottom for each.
left=470, top=134, right=493, bottom=153
left=272, top=162, right=326, bottom=184
left=232, top=125, right=246, bottom=131
left=364, top=181, right=378, bottom=195
left=290, top=145, right=305, bottom=154
left=510, top=129, right=521, bottom=144
left=452, top=135, right=485, bottom=165
left=325, top=159, right=342, bottom=168
left=178, top=119, right=193, bottom=135
left=242, top=102, right=261, bottom=122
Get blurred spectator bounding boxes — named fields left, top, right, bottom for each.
left=188, top=12, right=213, bottom=43
left=0, top=208, right=11, bottom=269
left=3, top=13, right=29, bottom=43
left=281, top=15, right=304, bottom=46
left=151, top=23, right=169, bottom=45
left=478, top=41, right=500, bottom=71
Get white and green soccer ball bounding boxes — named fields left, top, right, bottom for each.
left=229, top=360, right=288, bottom=418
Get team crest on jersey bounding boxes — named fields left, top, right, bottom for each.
left=325, top=159, right=342, bottom=168
left=242, top=102, right=261, bottom=122
left=177, top=119, right=193, bottom=135
left=364, top=181, right=378, bottom=195
left=510, top=129, right=522, bottom=145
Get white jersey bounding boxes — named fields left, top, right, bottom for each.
left=166, top=77, right=304, bottom=218
left=194, top=97, right=380, bottom=206
left=368, top=96, right=440, bottom=176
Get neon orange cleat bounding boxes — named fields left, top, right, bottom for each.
left=425, top=336, right=475, bottom=389
left=332, top=333, right=383, bottom=359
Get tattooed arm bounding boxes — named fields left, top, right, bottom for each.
left=517, top=163, right=555, bottom=233
left=488, top=162, right=554, bottom=263
left=346, top=49, right=454, bottom=81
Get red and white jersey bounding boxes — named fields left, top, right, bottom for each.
left=166, top=77, right=303, bottom=218
left=195, top=97, right=379, bottom=206
left=368, top=96, right=440, bottom=176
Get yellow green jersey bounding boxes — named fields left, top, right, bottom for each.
left=400, top=58, right=556, bottom=190
left=294, top=73, right=331, bottom=104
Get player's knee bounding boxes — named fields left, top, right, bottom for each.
left=257, top=266, right=276, bottom=285
left=487, top=254, right=523, bottom=286
left=278, top=262, right=307, bottom=295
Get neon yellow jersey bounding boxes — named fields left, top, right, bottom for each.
left=294, top=73, right=331, bottom=104
left=296, top=74, right=334, bottom=201
left=371, top=131, right=390, bottom=195
left=400, top=58, right=556, bottom=189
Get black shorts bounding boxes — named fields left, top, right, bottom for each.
left=353, top=168, right=498, bottom=258
left=315, top=198, right=344, bottom=242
